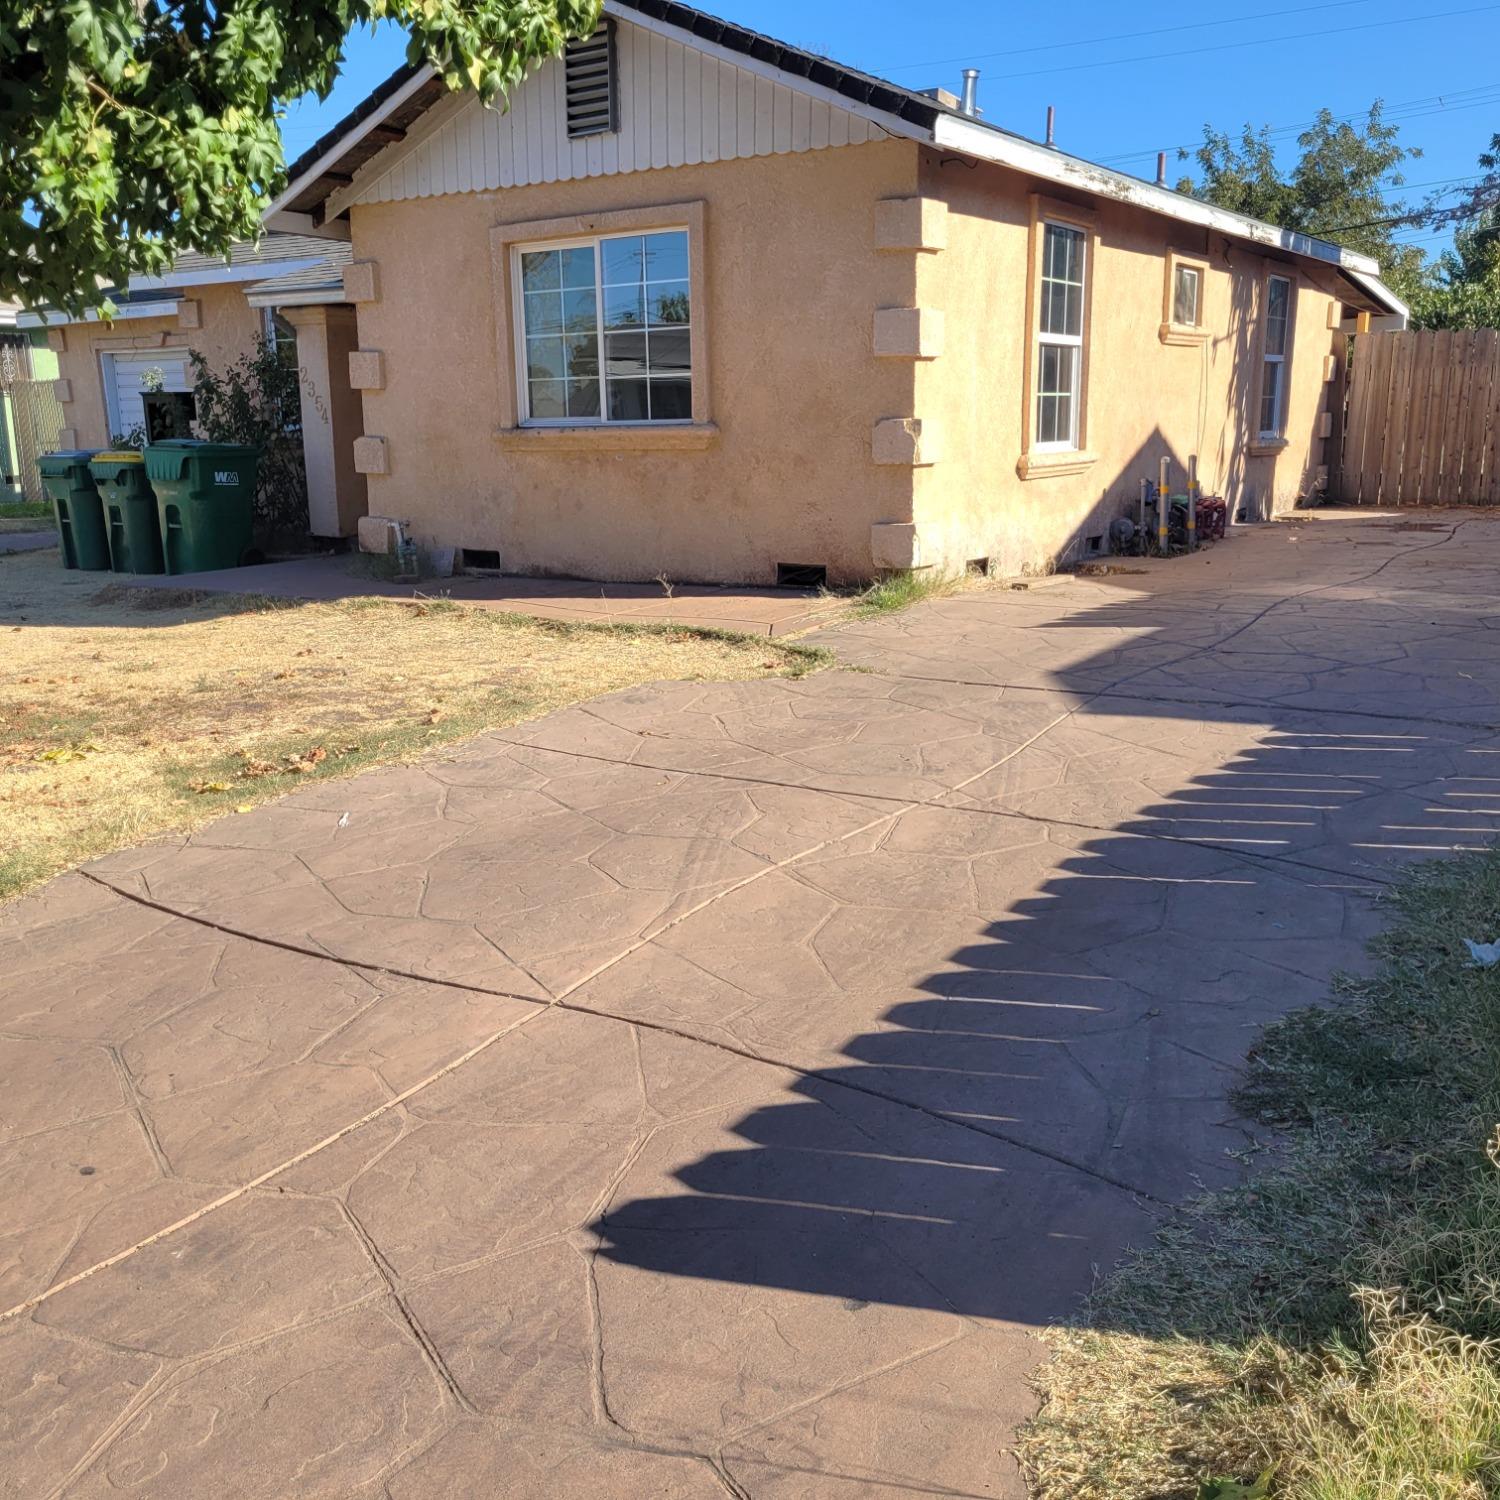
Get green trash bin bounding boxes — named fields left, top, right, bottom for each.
left=38, top=450, right=109, bottom=570
left=143, top=440, right=260, bottom=574
left=90, top=451, right=165, bottom=575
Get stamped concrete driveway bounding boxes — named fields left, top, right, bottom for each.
left=5, top=509, right=1500, bottom=1499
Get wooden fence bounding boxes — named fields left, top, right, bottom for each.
left=1337, top=328, right=1500, bottom=505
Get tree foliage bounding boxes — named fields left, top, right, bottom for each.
left=1413, top=132, right=1500, bottom=329
left=1176, top=104, right=1428, bottom=303
left=1, top=0, right=601, bottom=314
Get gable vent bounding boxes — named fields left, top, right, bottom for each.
left=564, top=21, right=618, bottom=139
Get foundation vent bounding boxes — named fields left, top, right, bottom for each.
left=564, top=22, right=618, bottom=138
left=776, top=563, right=827, bottom=589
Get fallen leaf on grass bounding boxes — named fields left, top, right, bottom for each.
left=285, top=746, right=328, bottom=774
left=190, top=780, right=232, bottom=795
left=37, top=742, right=101, bottom=764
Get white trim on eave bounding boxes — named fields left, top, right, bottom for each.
left=263, top=64, right=437, bottom=226
left=16, top=298, right=183, bottom=329
left=128, top=257, right=327, bottom=292
left=931, top=114, right=1383, bottom=278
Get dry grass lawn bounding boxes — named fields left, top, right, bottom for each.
left=1, top=547, right=826, bottom=899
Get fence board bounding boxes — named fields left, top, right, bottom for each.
left=1338, top=329, right=1500, bottom=506
left=1360, top=330, right=1394, bottom=502
left=1466, top=330, right=1499, bottom=502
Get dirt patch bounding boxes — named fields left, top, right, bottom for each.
left=1, top=548, right=826, bottom=899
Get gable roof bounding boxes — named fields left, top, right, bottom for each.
left=267, top=0, right=1407, bottom=320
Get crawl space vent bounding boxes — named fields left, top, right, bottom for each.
left=776, top=563, right=827, bottom=589
left=564, top=22, right=618, bottom=139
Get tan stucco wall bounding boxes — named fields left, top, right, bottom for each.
left=911, top=151, right=1341, bottom=577
left=349, top=139, right=922, bottom=585
left=345, top=136, right=1344, bottom=585
left=51, top=283, right=262, bottom=448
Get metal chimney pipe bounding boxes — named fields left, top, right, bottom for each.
left=1045, top=105, right=1055, bottom=146
left=1156, top=151, right=1168, bottom=186
left=959, top=69, right=979, bottom=117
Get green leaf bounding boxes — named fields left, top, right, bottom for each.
left=1197, top=1472, right=1274, bottom=1500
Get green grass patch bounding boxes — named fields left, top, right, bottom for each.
left=848, top=568, right=960, bottom=617
left=1020, top=848, right=1500, bottom=1500
left=0, top=499, right=53, bottom=520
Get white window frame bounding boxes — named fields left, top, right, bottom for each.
left=1173, top=263, right=1201, bottom=327
left=1259, top=273, right=1293, bottom=441
left=510, top=225, right=692, bottom=429
left=1034, top=220, right=1087, bottom=453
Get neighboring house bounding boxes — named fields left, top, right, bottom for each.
left=31, top=1, right=1409, bottom=581
left=16, top=236, right=363, bottom=536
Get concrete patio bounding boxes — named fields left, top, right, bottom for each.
left=3, top=508, right=1499, bottom=1498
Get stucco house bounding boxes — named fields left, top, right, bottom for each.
left=33, top=0, right=1407, bottom=583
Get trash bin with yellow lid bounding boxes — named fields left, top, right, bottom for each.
left=90, top=450, right=165, bottom=575
left=143, top=440, right=260, bottom=574
left=37, top=450, right=109, bottom=570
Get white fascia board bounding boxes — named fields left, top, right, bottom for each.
left=1346, top=267, right=1410, bottom=325
left=325, top=89, right=471, bottom=221
left=128, top=257, right=327, bottom=292
left=16, top=298, right=182, bottom=329
left=601, top=1, right=927, bottom=144
left=244, top=285, right=343, bottom=308
left=932, top=114, right=1383, bottom=279
left=262, top=210, right=352, bottom=241
left=264, top=64, right=437, bottom=222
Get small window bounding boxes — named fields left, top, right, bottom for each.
left=1035, top=221, right=1086, bottom=451
left=516, top=229, right=691, bottom=425
left=1172, top=263, right=1201, bottom=327
left=1259, top=274, right=1292, bottom=439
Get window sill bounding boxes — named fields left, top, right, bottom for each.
left=496, top=422, right=720, bottom=453
left=1248, top=437, right=1289, bottom=458
left=1159, top=322, right=1210, bottom=347
left=1017, top=449, right=1098, bottom=480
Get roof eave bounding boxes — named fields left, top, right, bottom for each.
left=930, top=113, right=1382, bottom=281
left=16, top=296, right=184, bottom=329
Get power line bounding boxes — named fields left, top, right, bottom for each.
left=988, top=4, right=1500, bottom=83
left=1099, top=85, right=1500, bottom=167
left=876, top=0, right=1379, bottom=76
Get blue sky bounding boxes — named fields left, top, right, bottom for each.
left=277, top=0, right=1500, bottom=264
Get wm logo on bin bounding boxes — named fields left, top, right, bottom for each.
left=213, top=470, right=239, bottom=485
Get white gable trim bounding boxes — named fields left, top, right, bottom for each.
left=328, top=18, right=891, bottom=217
left=931, top=114, right=1386, bottom=284
left=266, top=66, right=436, bottom=224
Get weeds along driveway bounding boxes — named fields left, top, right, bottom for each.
left=4, top=509, right=1500, bottom=1498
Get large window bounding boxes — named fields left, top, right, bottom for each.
left=516, top=229, right=691, bottom=425
left=1035, top=222, right=1086, bottom=450
left=1259, top=274, right=1292, bottom=439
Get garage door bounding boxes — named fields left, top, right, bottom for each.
left=102, top=349, right=193, bottom=440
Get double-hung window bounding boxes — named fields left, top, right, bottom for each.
left=1259, top=274, right=1292, bottom=439
left=1035, top=222, right=1086, bottom=450
left=517, top=228, right=691, bottom=425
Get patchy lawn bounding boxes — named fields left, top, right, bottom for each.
left=1, top=547, right=827, bottom=900
left=1019, top=849, right=1500, bottom=1500
left=0, top=500, right=54, bottom=533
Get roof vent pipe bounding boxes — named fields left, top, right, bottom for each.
left=1156, top=152, right=1168, bottom=187
left=959, top=69, right=980, bottom=117
left=1045, top=105, right=1055, bottom=146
